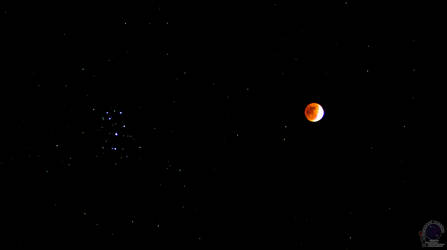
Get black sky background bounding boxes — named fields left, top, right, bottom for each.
left=1, top=1, right=446, bottom=248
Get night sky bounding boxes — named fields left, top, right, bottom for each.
left=1, top=1, right=445, bottom=248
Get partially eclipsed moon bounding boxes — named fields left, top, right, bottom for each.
left=305, top=103, right=324, bottom=122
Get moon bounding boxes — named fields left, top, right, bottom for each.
left=305, top=103, right=324, bottom=122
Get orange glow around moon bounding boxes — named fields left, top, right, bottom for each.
left=305, top=103, right=324, bottom=122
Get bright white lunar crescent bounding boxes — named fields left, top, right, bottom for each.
left=305, top=103, right=324, bottom=122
